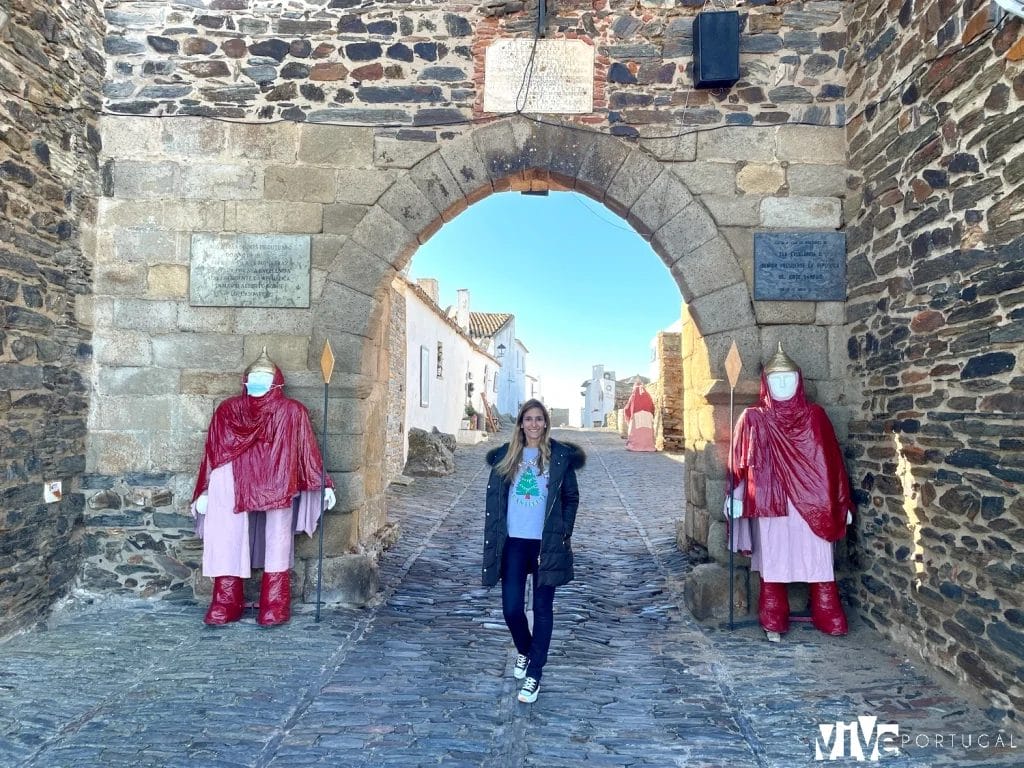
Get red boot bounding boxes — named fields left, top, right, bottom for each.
left=809, top=581, right=848, bottom=636
left=204, top=576, right=244, bottom=625
left=759, top=580, right=790, bottom=634
left=257, top=571, right=291, bottom=626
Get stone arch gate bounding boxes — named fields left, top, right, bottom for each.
left=91, top=114, right=848, bottom=603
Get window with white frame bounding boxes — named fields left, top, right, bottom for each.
left=419, top=346, right=429, bottom=407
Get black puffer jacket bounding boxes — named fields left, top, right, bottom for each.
left=481, top=439, right=586, bottom=588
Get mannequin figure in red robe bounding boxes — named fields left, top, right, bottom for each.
left=191, top=348, right=335, bottom=626
left=726, top=344, right=853, bottom=641
left=624, top=378, right=656, bottom=452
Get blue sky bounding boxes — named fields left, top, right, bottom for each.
left=408, top=191, right=683, bottom=416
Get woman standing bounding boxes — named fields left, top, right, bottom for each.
left=482, top=399, right=586, bottom=703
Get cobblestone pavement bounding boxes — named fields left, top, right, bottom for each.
left=1, top=430, right=1019, bottom=768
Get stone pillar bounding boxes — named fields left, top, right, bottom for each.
left=655, top=331, right=683, bottom=452
left=386, top=283, right=407, bottom=484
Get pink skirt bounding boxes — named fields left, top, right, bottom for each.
left=193, top=463, right=323, bottom=578
left=627, top=411, right=656, bottom=452
left=729, top=497, right=835, bottom=583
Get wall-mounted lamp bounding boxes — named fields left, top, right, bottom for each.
left=496, top=343, right=506, bottom=357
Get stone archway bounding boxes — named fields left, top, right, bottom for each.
left=313, top=116, right=761, bottom=575
left=86, top=114, right=845, bottom=608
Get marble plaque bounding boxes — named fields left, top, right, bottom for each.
left=483, top=39, right=594, bottom=114
left=190, top=234, right=311, bottom=308
left=753, top=232, right=847, bottom=301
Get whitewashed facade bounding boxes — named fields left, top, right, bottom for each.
left=449, top=289, right=528, bottom=420
left=582, top=364, right=617, bottom=428
left=396, top=278, right=496, bottom=465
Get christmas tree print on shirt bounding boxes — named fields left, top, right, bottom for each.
left=515, top=467, right=542, bottom=506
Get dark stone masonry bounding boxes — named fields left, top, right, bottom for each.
left=99, top=0, right=847, bottom=131
left=844, top=0, right=1024, bottom=722
left=0, top=2, right=103, bottom=636
left=0, top=0, right=1021, bottom=733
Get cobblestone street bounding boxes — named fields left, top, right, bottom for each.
left=0, top=430, right=1018, bottom=768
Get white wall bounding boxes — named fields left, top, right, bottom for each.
left=511, top=339, right=528, bottom=413
left=493, top=322, right=518, bottom=416
left=402, top=283, right=494, bottom=464
left=583, top=364, right=616, bottom=428
left=466, top=346, right=493, bottom=424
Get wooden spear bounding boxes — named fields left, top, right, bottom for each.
left=316, top=338, right=335, bottom=623
left=724, top=341, right=742, bottom=631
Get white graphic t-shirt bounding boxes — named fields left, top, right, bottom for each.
left=507, top=446, right=549, bottom=540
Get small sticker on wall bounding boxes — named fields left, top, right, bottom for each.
left=44, top=481, right=62, bottom=503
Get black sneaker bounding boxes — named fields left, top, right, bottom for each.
left=518, top=676, right=540, bottom=703
left=513, top=654, right=529, bottom=680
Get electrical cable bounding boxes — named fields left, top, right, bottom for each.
left=512, top=0, right=546, bottom=113
left=569, top=193, right=642, bottom=234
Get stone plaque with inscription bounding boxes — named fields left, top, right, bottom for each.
left=753, top=232, right=846, bottom=301
left=484, top=39, right=594, bottom=114
left=190, top=234, right=311, bottom=308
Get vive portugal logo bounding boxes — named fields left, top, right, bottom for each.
left=814, top=716, right=900, bottom=762
left=814, top=716, right=1018, bottom=762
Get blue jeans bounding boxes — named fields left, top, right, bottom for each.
left=501, top=537, right=556, bottom=681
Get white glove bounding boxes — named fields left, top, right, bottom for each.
left=192, top=493, right=208, bottom=516
left=724, top=497, right=743, bottom=519
left=324, top=488, right=336, bottom=510
left=846, top=510, right=853, bottom=525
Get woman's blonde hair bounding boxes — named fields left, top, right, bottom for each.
left=496, top=399, right=552, bottom=480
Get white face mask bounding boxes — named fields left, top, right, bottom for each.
left=767, top=371, right=798, bottom=401
left=245, top=371, right=274, bottom=397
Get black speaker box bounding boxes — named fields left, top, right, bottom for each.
left=693, top=11, right=740, bottom=89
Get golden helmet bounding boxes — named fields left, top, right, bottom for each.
left=763, top=342, right=799, bottom=374
left=245, top=346, right=278, bottom=377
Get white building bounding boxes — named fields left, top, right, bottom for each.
left=526, top=372, right=541, bottom=403
left=448, top=289, right=528, bottom=419
left=581, top=364, right=617, bottom=428
left=395, top=277, right=496, bottom=465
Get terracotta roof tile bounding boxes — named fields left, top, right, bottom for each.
left=468, top=312, right=512, bottom=338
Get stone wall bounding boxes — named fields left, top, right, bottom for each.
left=0, top=3, right=104, bottom=633
left=386, top=283, right=407, bottom=484
left=100, top=0, right=847, bottom=132
left=85, top=116, right=377, bottom=601
left=77, top=1, right=850, bottom=610
left=654, top=330, right=683, bottom=452
left=844, top=0, right=1024, bottom=720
